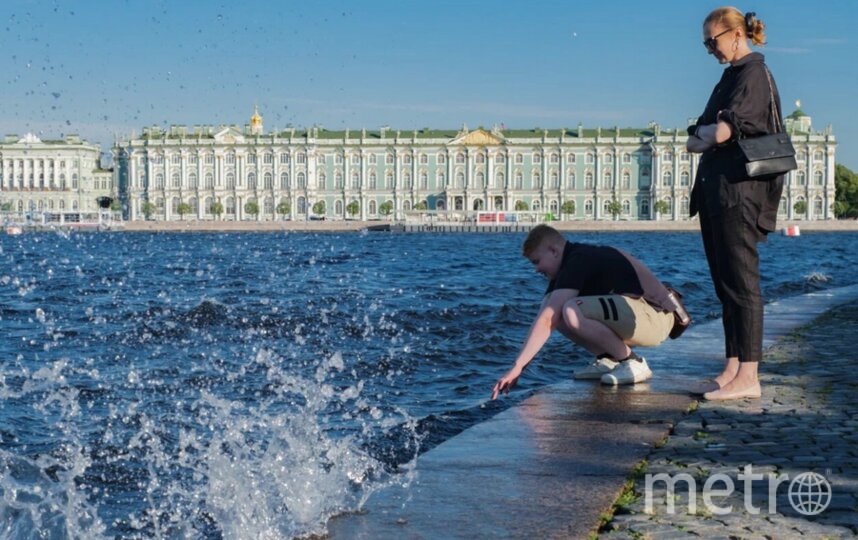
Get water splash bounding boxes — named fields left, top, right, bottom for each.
left=0, top=348, right=419, bottom=539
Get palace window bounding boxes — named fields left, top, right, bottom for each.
left=585, top=199, right=593, bottom=215
left=351, top=154, right=360, bottom=165
left=335, top=172, right=343, bottom=189
left=437, top=152, right=446, bottom=164
left=335, top=154, right=343, bottom=165
left=456, top=153, right=465, bottom=164
left=550, top=172, right=559, bottom=188
left=585, top=171, right=594, bottom=189
left=680, top=151, right=690, bottom=162
left=515, top=154, right=523, bottom=164
left=797, top=171, right=806, bottom=186
left=604, top=153, right=613, bottom=164
left=585, top=153, right=594, bottom=164
left=264, top=172, right=273, bottom=189
left=281, top=172, right=289, bottom=189
left=814, top=170, right=824, bottom=186
left=496, top=153, right=505, bottom=164
left=205, top=173, right=214, bottom=188
left=476, top=153, right=485, bottom=164
left=226, top=153, right=235, bottom=165
left=533, top=153, right=542, bottom=164
left=172, top=154, right=181, bottom=165
left=567, top=153, right=576, bottom=164
left=172, top=173, right=180, bottom=188
left=189, top=173, right=198, bottom=188
left=663, top=171, right=673, bottom=186
left=622, top=153, right=631, bottom=164
left=226, top=173, right=235, bottom=189
left=567, top=171, right=576, bottom=188
left=680, top=171, right=690, bottom=186
left=351, top=172, right=360, bottom=189
left=622, top=171, right=631, bottom=189
left=419, top=154, right=428, bottom=164
left=420, top=172, right=428, bottom=189
left=264, top=153, right=273, bottom=164
left=297, top=172, right=306, bottom=188
left=280, top=153, right=290, bottom=164
left=550, top=153, right=559, bottom=164
left=813, top=151, right=824, bottom=161
left=297, top=153, right=306, bottom=164
left=404, top=172, right=412, bottom=188
left=369, top=154, right=377, bottom=165
left=205, top=154, right=214, bottom=165
left=369, top=172, right=377, bottom=189
left=403, top=154, right=412, bottom=165
left=386, top=153, right=395, bottom=165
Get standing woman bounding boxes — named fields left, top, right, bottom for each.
left=686, top=7, right=785, bottom=400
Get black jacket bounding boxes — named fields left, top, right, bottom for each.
left=688, top=52, right=785, bottom=233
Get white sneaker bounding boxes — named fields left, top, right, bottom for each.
left=574, top=357, right=619, bottom=380
left=601, top=357, right=652, bottom=385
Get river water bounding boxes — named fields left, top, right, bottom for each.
left=1, top=230, right=856, bottom=538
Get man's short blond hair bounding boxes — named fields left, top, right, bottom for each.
left=522, top=224, right=564, bottom=256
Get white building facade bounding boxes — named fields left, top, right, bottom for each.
left=0, top=133, right=113, bottom=217
left=112, top=108, right=836, bottom=222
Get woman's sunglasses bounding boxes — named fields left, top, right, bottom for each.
left=703, top=27, right=735, bottom=51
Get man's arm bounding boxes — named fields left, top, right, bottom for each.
left=491, top=288, right=578, bottom=400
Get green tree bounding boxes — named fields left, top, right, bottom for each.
left=654, top=200, right=670, bottom=216
left=276, top=201, right=291, bottom=220
left=834, top=163, right=858, bottom=218
left=244, top=200, right=260, bottom=219
left=0, top=202, right=12, bottom=212
left=346, top=200, right=360, bottom=218
left=606, top=199, right=623, bottom=219
left=413, top=201, right=428, bottom=211
left=210, top=201, right=224, bottom=219
left=561, top=200, right=575, bottom=218
left=141, top=201, right=156, bottom=220
left=176, top=202, right=192, bottom=220
left=110, top=200, right=122, bottom=212
left=312, top=200, right=326, bottom=216
left=793, top=200, right=807, bottom=216
left=379, top=200, right=393, bottom=217
left=514, top=200, right=529, bottom=211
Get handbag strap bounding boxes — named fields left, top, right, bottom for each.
left=762, top=66, right=783, bottom=134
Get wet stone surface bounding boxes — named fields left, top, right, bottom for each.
left=600, top=303, right=858, bottom=539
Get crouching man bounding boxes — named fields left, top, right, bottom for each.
left=491, top=225, right=688, bottom=400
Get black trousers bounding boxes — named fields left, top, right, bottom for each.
left=699, top=189, right=765, bottom=363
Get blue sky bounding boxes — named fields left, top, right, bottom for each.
left=1, top=0, right=856, bottom=168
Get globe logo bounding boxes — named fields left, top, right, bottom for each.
left=788, top=472, right=832, bottom=516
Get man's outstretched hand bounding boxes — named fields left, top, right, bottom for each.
left=491, top=365, right=523, bottom=400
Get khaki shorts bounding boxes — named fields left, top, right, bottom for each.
left=575, top=294, right=673, bottom=347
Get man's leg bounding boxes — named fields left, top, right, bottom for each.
left=560, top=297, right=631, bottom=360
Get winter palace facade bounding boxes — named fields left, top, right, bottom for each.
left=106, top=106, right=836, bottom=222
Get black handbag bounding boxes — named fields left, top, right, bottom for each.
left=736, top=67, right=797, bottom=179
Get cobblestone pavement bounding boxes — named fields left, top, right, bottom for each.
left=601, top=303, right=858, bottom=540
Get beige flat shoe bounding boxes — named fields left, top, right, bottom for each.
left=703, top=383, right=761, bottom=401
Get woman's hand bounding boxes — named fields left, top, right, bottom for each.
left=686, top=135, right=712, bottom=153
left=491, top=365, right=523, bottom=400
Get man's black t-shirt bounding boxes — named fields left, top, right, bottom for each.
left=545, top=241, right=672, bottom=312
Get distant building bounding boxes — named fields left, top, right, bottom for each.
left=112, top=107, right=836, bottom=222
left=0, top=133, right=113, bottom=217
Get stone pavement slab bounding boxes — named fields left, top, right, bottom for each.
left=328, top=285, right=858, bottom=540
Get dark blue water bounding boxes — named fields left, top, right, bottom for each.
left=1, top=230, right=856, bottom=538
